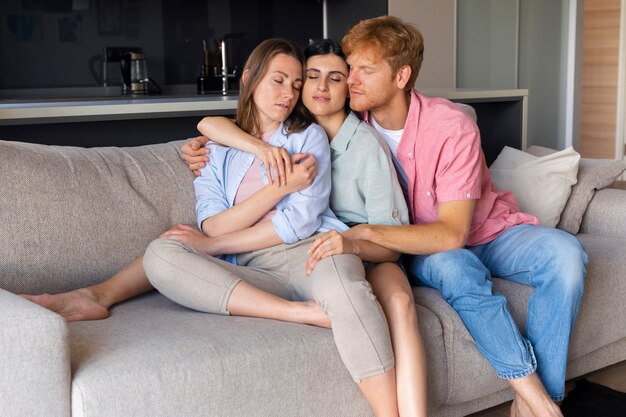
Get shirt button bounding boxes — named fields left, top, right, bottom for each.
left=466, top=193, right=471, bottom=198
left=392, top=210, right=398, bottom=219
left=426, top=191, right=432, bottom=197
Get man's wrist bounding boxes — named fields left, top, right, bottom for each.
left=350, top=240, right=361, bottom=256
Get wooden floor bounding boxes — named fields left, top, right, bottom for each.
left=468, top=360, right=626, bottom=417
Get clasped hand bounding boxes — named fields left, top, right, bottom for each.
left=181, top=136, right=317, bottom=190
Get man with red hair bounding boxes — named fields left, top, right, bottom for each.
left=182, top=16, right=587, bottom=417
left=339, top=16, right=586, bottom=417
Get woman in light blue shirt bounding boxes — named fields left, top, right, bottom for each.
left=24, top=39, right=401, bottom=416
left=184, top=40, right=428, bottom=417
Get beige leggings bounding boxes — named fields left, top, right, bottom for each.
left=143, top=236, right=394, bottom=381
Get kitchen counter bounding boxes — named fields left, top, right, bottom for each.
left=0, top=86, right=525, bottom=124
left=0, top=85, right=239, bottom=126
left=0, top=87, right=527, bottom=162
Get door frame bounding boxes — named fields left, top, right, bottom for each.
left=617, top=0, right=626, bottom=170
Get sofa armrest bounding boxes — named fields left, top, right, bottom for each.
left=579, top=188, right=626, bottom=238
left=0, top=289, right=71, bottom=417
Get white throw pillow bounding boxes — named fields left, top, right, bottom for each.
left=489, top=146, right=580, bottom=227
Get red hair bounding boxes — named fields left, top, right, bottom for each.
left=342, top=16, right=424, bottom=90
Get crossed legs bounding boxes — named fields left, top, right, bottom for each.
left=23, top=238, right=428, bottom=417
left=20, top=255, right=326, bottom=325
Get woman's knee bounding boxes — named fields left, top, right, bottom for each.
left=379, top=286, right=416, bottom=320
left=311, top=256, right=375, bottom=308
left=143, top=238, right=186, bottom=285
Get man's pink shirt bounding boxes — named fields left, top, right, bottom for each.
left=363, top=90, right=537, bottom=246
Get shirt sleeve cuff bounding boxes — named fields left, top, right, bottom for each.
left=271, top=212, right=299, bottom=244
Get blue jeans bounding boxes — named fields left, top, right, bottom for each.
left=407, top=224, right=588, bottom=401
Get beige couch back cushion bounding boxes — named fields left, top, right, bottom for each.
left=0, top=139, right=196, bottom=294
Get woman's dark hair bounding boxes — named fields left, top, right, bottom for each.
left=304, top=39, right=351, bottom=114
left=304, top=39, right=347, bottom=61
left=237, top=38, right=314, bottom=135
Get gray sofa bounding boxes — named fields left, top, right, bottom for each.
left=1, top=138, right=625, bottom=417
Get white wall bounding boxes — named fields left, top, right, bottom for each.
left=519, top=0, right=575, bottom=150
left=456, top=0, right=519, bottom=89
left=388, top=0, right=456, bottom=88
left=390, top=0, right=575, bottom=151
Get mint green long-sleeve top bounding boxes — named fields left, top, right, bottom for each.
left=329, top=112, right=410, bottom=227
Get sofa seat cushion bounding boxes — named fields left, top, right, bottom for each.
left=68, top=292, right=442, bottom=417
left=68, top=293, right=450, bottom=416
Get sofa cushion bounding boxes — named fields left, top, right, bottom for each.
left=580, top=189, right=626, bottom=238
left=68, top=291, right=446, bottom=417
left=526, top=145, right=626, bottom=234
left=0, top=139, right=196, bottom=294
left=489, top=146, right=580, bottom=227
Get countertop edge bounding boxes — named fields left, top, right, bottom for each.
left=0, top=88, right=528, bottom=126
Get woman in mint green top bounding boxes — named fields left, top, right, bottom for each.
left=190, top=40, right=428, bottom=417
left=328, top=111, right=408, bottom=227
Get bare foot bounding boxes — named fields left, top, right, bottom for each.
left=511, top=394, right=535, bottom=417
left=298, top=301, right=332, bottom=328
left=508, top=374, right=563, bottom=417
left=510, top=386, right=563, bottom=417
left=20, top=288, right=110, bottom=322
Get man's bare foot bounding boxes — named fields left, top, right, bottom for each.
left=297, top=301, right=332, bottom=328
left=511, top=394, right=535, bottom=417
left=508, top=374, right=563, bottom=417
left=20, top=288, right=110, bottom=322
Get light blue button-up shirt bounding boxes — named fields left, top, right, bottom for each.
left=194, top=122, right=348, bottom=264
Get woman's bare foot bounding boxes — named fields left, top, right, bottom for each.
left=20, top=288, right=110, bottom=322
left=296, top=301, right=332, bottom=328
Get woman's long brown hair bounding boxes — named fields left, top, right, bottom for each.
left=236, top=38, right=314, bottom=136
